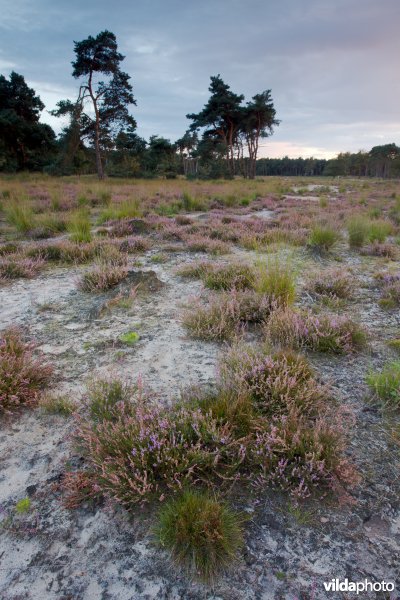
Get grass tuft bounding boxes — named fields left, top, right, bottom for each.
left=155, top=490, right=244, bottom=583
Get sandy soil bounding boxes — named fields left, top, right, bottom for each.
left=1, top=205, right=400, bottom=599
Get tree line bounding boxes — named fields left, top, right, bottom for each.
left=0, top=30, right=399, bottom=179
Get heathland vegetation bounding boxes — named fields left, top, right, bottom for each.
left=0, top=171, right=399, bottom=595
left=1, top=28, right=400, bottom=600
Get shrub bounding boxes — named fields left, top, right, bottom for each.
left=78, top=262, right=128, bottom=292
left=182, top=290, right=273, bottom=341
left=155, top=490, right=244, bottom=583
left=24, top=240, right=97, bottom=264
left=86, top=377, right=134, bottom=423
left=119, top=236, right=152, bottom=253
left=68, top=211, right=92, bottom=243
left=227, top=349, right=328, bottom=418
left=186, top=235, right=230, bottom=255
left=75, top=392, right=238, bottom=506
left=366, top=361, right=400, bottom=407
left=247, top=411, right=348, bottom=498
left=377, top=273, right=400, bottom=309
left=0, top=255, right=44, bottom=281
left=202, top=263, right=255, bottom=290
left=0, top=242, right=19, bottom=256
left=0, top=329, right=52, bottom=412
left=306, top=269, right=353, bottom=299
left=266, top=308, right=366, bottom=354
left=361, top=242, right=398, bottom=259
left=308, top=225, right=340, bottom=252
left=176, top=261, right=211, bottom=279
left=39, top=394, right=77, bottom=416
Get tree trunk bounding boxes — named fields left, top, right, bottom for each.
left=88, top=72, right=104, bottom=180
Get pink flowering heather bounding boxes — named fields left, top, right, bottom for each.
left=0, top=254, right=45, bottom=281
left=247, top=413, right=348, bottom=500
left=183, top=290, right=274, bottom=341
left=0, top=329, right=52, bottom=412
left=266, top=308, right=367, bottom=354
left=74, top=395, right=241, bottom=508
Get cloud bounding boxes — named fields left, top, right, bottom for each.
left=1, top=0, right=399, bottom=157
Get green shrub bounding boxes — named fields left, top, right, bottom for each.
left=347, top=216, right=369, bottom=248
left=86, top=377, right=134, bottom=423
left=308, top=225, right=339, bottom=252
left=39, top=394, right=77, bottom=416
left=155, top=490, right=244, bottom=583
left=5, top=203, right=34, bottom=233
left=255, top=258, right=296, bottom=305
left=202, top=263, right=255, bottom=290
left=68, top=211, right=92, bottom=243
left=366, top=361, right=400, bottom=407
left=368, top=220, right=392, bottom=243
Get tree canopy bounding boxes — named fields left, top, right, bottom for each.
left=187, top=75, right=279, bottom=178
left=53, top=30, right=136, bottom=179
left=0, top=72, right=55, bottom=171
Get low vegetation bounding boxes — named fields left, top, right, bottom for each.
left=0, top=328, right=52, bottom=412
left=366, top=361, right=400, bottom=407
left=155, top=490, right=244, bottom=583
left=266, top=308, right=366, bottom=354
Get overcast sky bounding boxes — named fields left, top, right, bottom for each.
left=1, top=0, right=399, bottom=159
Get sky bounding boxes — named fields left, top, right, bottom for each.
left=0, top=0, right=399, bottom=159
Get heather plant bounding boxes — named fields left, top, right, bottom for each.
left=376, top=273, right=400, bottom=309
left=0, top=254, right=44, bottom=281
left=24, top=240, right=97, bottom=264
left=0, top=242, right=19, bottom=255
left=185, top=235, right=230, bottom=255
left=78, top=261, right=128, bottom=292
left=155, top=490, right=244, bottom=583
left=306, top=269, right=354, bottom=300
left=366, top=361, right=400, bottom=407
left=361, top=242, right=398, bottom=259
left=74, top=393, right=239, bottom=506
left=0, top=328, right=52, bottom=412
left=176, top=261, right=211, bottom=279
left=119, top=236, right=152, bottom=253
left=202, top=263, right=255, bottom=290
left=39, top=394, right=77, bottom=416
left=266, top=308, right=366, bottom=354
left=220, top=345, right=329, bottom=419
left=183, top=290, right=273, bottom=341
left=247, top=411, right=348, bottom=498
left=86, top=377, right=135, bottom=423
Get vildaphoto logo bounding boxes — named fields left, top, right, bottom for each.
left=323, top=578, right=395, bottom=595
